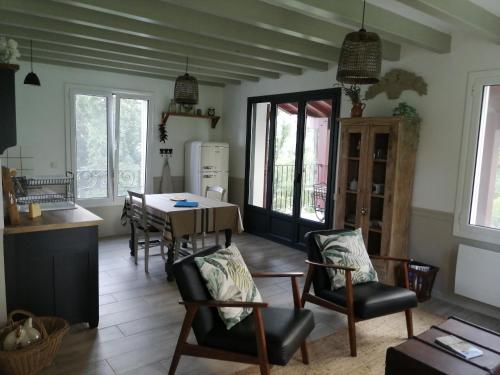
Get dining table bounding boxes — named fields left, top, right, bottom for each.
left=122, top=192, right=244, bottom=280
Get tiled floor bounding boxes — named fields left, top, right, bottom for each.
left=42, top=233, right=500, bottom=375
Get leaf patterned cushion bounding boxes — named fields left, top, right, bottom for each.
left=195, top=244, right=262, bottom=330
left=315, top=229, right=378, bottom=290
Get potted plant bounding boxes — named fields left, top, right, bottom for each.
left=340, top=84, right=365, bottom=118
left=0, top=37, right=20, bottom=65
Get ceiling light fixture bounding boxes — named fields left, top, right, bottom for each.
left=24, top=40, right=41, bottom=86
left=174, top=57, right=198, bottom=111
left=336, top=0, right=382, bottom=84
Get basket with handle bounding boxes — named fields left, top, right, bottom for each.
left=38, top=315, right=69, bottom=367
left=0, top=310, right=50, bottom=375
left=0, top=310, right=70, bottom=374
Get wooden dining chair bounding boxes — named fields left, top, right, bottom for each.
left=301, top=229, right=418, bottom=357
left=128, top=190, right=164, bottom=273
left=200, top=185, right=226, bottom=247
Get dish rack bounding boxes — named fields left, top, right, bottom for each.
left=12, top=172, right=75, bottom=211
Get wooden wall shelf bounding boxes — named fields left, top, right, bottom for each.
left=161, top=111, right=221, bottom=128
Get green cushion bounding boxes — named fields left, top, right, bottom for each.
left=315, top=229, right=378, bottom=290
left=195, top=244, right=262, bottom=329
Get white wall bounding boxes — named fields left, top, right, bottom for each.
left=223, top=31, right=500, bottom=213
left=10, top=62, right=225, bottom=236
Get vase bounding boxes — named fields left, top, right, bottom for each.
left=351, top=102, right=366, bottom=118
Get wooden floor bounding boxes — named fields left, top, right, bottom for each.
left=42, top=233, right=500, bottom=375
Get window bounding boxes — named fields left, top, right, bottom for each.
left=69, top=88, right=150, bottom=204
left=455, top=71, right=500, bottom=242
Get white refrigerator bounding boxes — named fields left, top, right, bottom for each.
left=184, top=141, right=229, bottom=201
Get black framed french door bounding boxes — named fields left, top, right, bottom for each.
left=244, top=88, right=341, bottom=248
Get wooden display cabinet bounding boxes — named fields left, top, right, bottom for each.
left=335, top=117, right=419, bottom=282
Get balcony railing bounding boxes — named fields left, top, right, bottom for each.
left=76, top=169, right=142, bottom=198
left=272, top=163, right=326, bottom=215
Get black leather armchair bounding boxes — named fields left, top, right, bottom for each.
left=168, top=245, right=315, bottom=375
left=301, top=229, right=417, bottom=357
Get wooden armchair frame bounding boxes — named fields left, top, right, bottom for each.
left=169, top=272, right=308, bottom=375
left=301, top=255, right=414, bottom=357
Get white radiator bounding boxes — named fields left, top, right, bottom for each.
left=455, top=245, right=500, bottom=308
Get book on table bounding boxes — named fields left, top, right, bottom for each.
left=435, top=335, right=484, bottom=359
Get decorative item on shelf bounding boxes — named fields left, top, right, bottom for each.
left=336, top=0, right=381, bottom=84
left=339, top=84, right=366, bottom=118
left=365, top=69, right=427, bottom=100
left=174, top=56, right=198, bottom=112
left=168, top=99, right=176, bottom=113
left=24, top=40, right=41, bottom=86
left=372, top=183, right=384, bottom=195
left=207, top=107, right=215, bottom=117
left=393, top=102, right=421, bottom=124
left=196, top=108, right=202, bottom=116
left=0, top=36, right=20, bottom=64
left=1, top=167, right=20, bottom=225
left=349, top=178, right=358, bottom=191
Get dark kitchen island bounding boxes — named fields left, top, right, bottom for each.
left=4, top=205, right=103, bottom=328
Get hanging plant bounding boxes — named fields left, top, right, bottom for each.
left=158, top=112, right=168, bottom=143
left=158, top=123, right=167, bottom=143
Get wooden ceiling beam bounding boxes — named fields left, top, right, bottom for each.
left=0, top=11, right=305, bottom=75
left=1, top=0, right=322, bottom=71
left=52, top=0, right=335, bottom=65
left=2, top=24, right=279, bottom=79
left=396, top=0, right=500, bottom=44
left=19, top=56, right=225, bottom=87
left=263, top=0, right=451, bottom=54
left=169, top=0, right=401, bottom=61
left=18, top=47, right=242, bottom=85
left=16, top=39, right=259, bottom=82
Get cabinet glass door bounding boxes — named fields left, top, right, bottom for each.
left=366, top=126, right=393, bottom=255
left=336, top=126, right=369, bottom=230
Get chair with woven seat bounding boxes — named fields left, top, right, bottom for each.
left=128, top=190, right=164, bottom=273
left=168, top=245, right=315, bottom=375
left=301, top=229, right=417, bottom=357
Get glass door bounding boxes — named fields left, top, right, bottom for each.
left=366, top=126, right=394, bottom=256
left=245, top=88, right=341, bottom=248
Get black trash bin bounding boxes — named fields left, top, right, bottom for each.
left=398, top=261, right=439, bottom=302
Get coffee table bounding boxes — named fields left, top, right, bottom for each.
left=386, top=316, right=500, bottom=374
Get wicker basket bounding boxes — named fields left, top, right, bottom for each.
left=0, top=310, right=69, bottom=375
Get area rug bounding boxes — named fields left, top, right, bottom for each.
left=236, top=309, right=443, bottom=375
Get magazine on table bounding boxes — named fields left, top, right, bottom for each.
left=435, top=335, right=483, bottom=359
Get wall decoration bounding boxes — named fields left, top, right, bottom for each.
left=207, top=107, right=215, bottom=116
left=393, top=102, right=421, bottom=124
left=365, top=69, right=427, bottom=100
left=0, top=36, right=20, bottom=64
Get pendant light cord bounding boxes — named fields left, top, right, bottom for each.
left=30, top=40, right=34, bottom=72
left=185, top=56, right=188, bottom=74
left=361, top=0, right=366, bottom=31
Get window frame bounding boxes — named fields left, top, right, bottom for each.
left=454, top=70, right=500, bottom=242
left=66, top=84, right=154, bottom=207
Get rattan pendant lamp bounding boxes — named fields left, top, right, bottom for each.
left=336, top=0, right=382, bottom=84
left=174, top=57, right=198, bottom=111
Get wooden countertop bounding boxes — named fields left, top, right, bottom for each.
left=4, top=205, right=103, bottom=235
